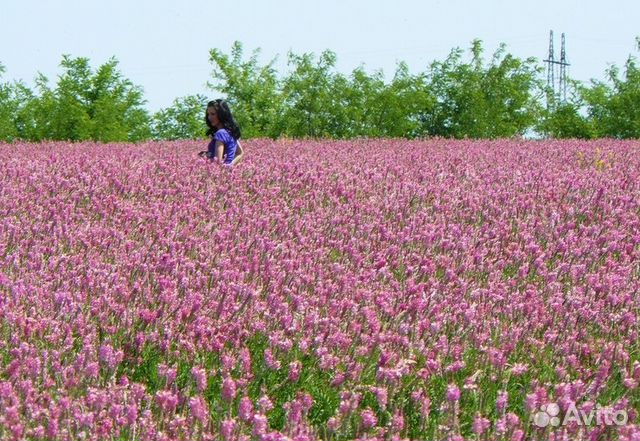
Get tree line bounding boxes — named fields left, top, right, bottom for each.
left=0, top=39, right=638, bottom=142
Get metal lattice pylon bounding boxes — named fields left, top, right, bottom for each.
left=543, top=30, right=570, bottom=106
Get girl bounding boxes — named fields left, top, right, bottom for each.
left=198, top=99, right=244, bottom=165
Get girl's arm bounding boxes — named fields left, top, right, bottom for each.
left=231, top=141, right=244, bottom=166
left=215, top=140, right=224, bottom=163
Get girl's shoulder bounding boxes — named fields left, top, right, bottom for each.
left=214, top=128, right=230, bottom=141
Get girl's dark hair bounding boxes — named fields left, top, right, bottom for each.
left=205, top=99, right=241, bottom=140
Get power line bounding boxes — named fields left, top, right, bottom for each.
left=543, top=30, right=570, bottom=107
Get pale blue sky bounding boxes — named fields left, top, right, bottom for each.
left=1, top=0, right=638, bottom=112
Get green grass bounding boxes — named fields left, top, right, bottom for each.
left=99, top=328, right=640, bottom=440
left=328, top=248, right=342, bottom=263
left=502, top=262, right=520, bottom=279
left=123, top=342, right=162, bottom=393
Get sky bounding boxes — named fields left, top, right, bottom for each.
left=1, top=0, right=638, bottom=113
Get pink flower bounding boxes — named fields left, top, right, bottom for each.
left=472, top=414, right=491, bottom=435
left=506, top=412, right=520, bottom=428
left=421, top=396, right=432, bottom=419
left=238, top=396, right=254, bottom=422
left=189, top=396, right=208, bottom=424
left=85, top=361, right=100, bottom=378
left=331, top=372, right=346, bottom=387
left=98, top=344, right=123, bottom=370
left=264, top=348, right=281, bottom=370
left=155, top=390, right=178, bottom=413
left=221, top=376, right=236, bottom=402
left=510, top=363, right=528, bottom=376
left=252, top=414, right=268, bottom=437
left=446, top=384, right=461, bottom=402
left=360, top=409, right=377, bottom=430
left=158, top=364, right=177, bottom=386
left=288, top=360, right=302, bottom=382
left=125, top=404, right=138, bottom=426
left=524, top=393, right=538, bottom=412
left=220, top=418, right=236, bottom=440
left=239, top=348, right=252, bottom=375
left=372, top=386, right=388, bottom=409
left=5, top=139, right=640, bottom=439
left=391, top=410, right=405, bottom=432
left=10, top=423, right=24, bottom=440
left=191, top=366, right=207, bottom=392
left=299, top=392, right=313, bottom=412
left=257, top=394, right=273, bottom=413
left=496, top=390, right=508, bottom=413
left=46, top=419, right=58, bottom=439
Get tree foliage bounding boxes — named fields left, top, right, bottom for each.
left=582, top=57, right=640, bottom=138
left=537, top=79, right=594, bottom=139
left=0, top=63, right=18, bottom=141
left=151, top=94, right=208, bottom=140
left=1, top=55, right=150, bottom=142
left=207, top=44, right=436, bottom=139
left=538, top=42, right=640, bottom=139
left=208, top=42, right=284, bottom=139
left=421, top=40, right=544, bottom=138
left=1, top=38, right=639, bottom=142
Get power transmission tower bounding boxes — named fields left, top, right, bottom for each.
left=543, top=30, right=570, bottom=107
left=559, top=33, right=569, bottom=102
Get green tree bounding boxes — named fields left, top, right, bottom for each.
left=12, top=55, right=150, bottom=142
left=540, top=102, right=594, bottom=139
left=336, top=64, right=434, bottom=138
left=151, top=94, right=208, bottom=140
left=422, top=40, right=543, bottom=138
left=52, top=56, right=94, bottom=140
left=13, top=73, right=57, bottom=142
left=377, top=62, right=434, bottom=138
left=208, top=41, right=283, bottom=138
left=206, top=41, right=551, bottom=140
left=537, top=79, right=594, bottom=139
left=336, top=66, right=386, bottom=137
left=281, top=50, right=346, bottom=138
left=0, top=64, right=47, bottom=142
left=0, top=63, right=19, bottom=142
left=582, top=55, right=640, bottom=138
left=87, top=57, right=151, bottom=141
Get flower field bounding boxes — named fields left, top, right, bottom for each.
left=1, top=139, right=639, bottom=441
